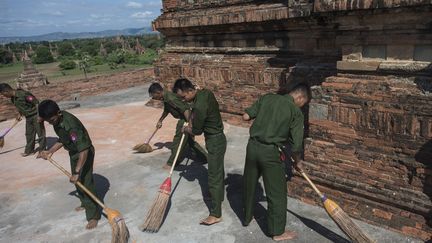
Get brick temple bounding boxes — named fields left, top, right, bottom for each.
left=153, top=0, right=432, bottom=240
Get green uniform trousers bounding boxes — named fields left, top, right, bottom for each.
left=205, top=133, right=227, bottom=217
left=25, top=115, right=46, bottom=154
left=70, top=147, right=101, bottom=221
left=167, top=119, right=208, bottom=166
left=243, top=139, right=287, bottom=236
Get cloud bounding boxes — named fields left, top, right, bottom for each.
left=67, top=20, right=82, bottom=24
left=126, top=1, right=143, bottom=9
left=49, top=11, right=64, bottom=16
left=130, top=11, right=153, bottom=19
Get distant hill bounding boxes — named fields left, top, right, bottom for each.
left=0, top=27, right=154, bottom=44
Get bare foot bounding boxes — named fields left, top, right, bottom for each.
left=272, top=230, right=297, bottom=241
left=86, top=219, right=98, bottom=230
left=162, top=164, right=171, bottom=170
left=74, top=206, right=85, bottom=212
left=199, top=215, right=222, bottom=226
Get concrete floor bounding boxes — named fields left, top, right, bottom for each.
left=0, top=85, right=421, bottom=243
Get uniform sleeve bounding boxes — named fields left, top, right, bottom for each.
left=288, top=110, right=304, bottom=152
left=191, top=94, right=208, bottom=135
left=245, top=96, right=263, bottom=119
left=169, top=96, right=189, bottom=114
left=69, top=128, right=92, bottom=152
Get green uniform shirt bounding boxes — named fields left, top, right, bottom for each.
left=54, top=111, right=92, bottom=154
left=163, top=90, right=189, bottom=119
left=11, top=89, right=38, bottom=117
left=245, top=93, right=304, bottom=152
left=191, top=89, right=224, bottom=136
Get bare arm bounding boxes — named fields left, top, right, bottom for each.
left=157, top=111, right=169, bottom=128
left=37, top=142, right=63, bottom=159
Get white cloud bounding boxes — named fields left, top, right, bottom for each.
left=126, top=1, right=143, bottom=9
left=67, top=20, right=81, bottom=24
left=49, top=11, right=64, bottom=16
left=130, top=11, right=153, bottom=19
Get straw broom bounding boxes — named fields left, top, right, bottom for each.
left=47, top=157, right=130, bottom=243
left=297, top=168, right=375, bottom=243
left=140, top=124, right=188, bottom=232
left=133, top=127, right=159, bottom=153
left=0, top=118, right=20, bottom=149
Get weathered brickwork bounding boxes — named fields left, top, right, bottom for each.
left=0, top=68, right=154, bottom=121
left=154, top=0, right=432, bottom=240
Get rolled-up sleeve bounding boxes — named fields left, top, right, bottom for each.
left=245, top=96, right=262, bottom=119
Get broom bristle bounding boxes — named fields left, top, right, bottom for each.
left=133, top=143, right=153, bottom=153
left=110, top=217, right=130, bottom=243
left=324, top=199, right=375, bottom=243
left=140, top=191, right=170, bottom=232
left=105, top=207, right=130, bottom=243
left=0, top=137, right=4, bottom=148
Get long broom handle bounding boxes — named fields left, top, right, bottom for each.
left=298, top=168, right=324, bottom=198
left=47, top=157, right=106, bottom=209
left=0, top=119, right=20, bottom=137
left=168, top=122, right=188, bottom=177
left=146, top=127, right=159, bottom=144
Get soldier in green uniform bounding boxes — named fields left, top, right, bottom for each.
left=0, top=83, right=46, bottom=156
left=242, top=83, right=311, bottom=241
left=36, top=100, right=101, bottom=230
left=173, top=78, right=226, bottom=226
left=148, top=83, right=208, bottom=169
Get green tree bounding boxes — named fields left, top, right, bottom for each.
left=58, top=42, right=75, bottom=56
left=33, top=46, right=54, bottom=64
left=59, top=59, right=76, bottom=70
left=0, top=48, right=13, bottom=64
left=79, top=54, right=91, bottom=80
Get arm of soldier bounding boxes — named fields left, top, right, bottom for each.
left=70, top=148, right=89, bottom=184
left=157, top=110, right=169, bottom=128
left=289, top=112, right=305, bottom=171
left=37, top=142, right=63, bottom=159
left=243, top=96, right=262, bottom=121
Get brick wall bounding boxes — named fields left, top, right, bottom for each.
left=0, top=68, right=154, bottom=121
left=154, top=0, right=432, bottom=240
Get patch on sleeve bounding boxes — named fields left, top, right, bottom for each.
left=25, top=95, right=34, bottom=102
left=70, top=132, right=78, bottom=143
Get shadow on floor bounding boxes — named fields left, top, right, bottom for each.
left=225, top=173, right=269, bottom=236
left=287, top=209, right=350, bottom=243
left=0, top=145, right=25, bottom=155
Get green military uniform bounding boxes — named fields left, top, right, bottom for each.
left=190, top=89, right=226, bottom=217
left=11, top=89, right=46, bottom=154
left=243, top=93, right=304, bottom=236
left=163, top=90, right=208, bottom=166
left=53, top=111, right=101, bottom=221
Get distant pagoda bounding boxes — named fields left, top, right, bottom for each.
left=17, top=51, right=48, bottom=89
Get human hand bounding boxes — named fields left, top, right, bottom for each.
left=69, top=174, right=79, bottom=184
left=36, top=150, right=52, bottom=160
left=182, top=126, right=193, bottom=135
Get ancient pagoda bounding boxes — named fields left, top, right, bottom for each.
left=17, top=51, right=48, bottom=89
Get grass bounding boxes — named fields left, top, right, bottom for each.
left=0, top=62, right=152, bottom=85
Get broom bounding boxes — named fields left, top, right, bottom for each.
left=133, top=127, right=159, bottom=153
left=297, top=167, right=375, bottom=243
left=140, top=123, right=188, bottom=232
left=0, top=118, right=20, bottom=149
left=47, top=157, right=130, bottom=243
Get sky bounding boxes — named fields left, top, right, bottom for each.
left=0, top=0, right=162, bottom=37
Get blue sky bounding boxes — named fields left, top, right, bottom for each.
left=0, top=0, right=162, bottom=37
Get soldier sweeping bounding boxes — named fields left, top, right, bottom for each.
left=0, top=83, right=46, bottom=156
left=173, top=78, right=227, bottom=226
left=36, top=99, right=101, bottom=230
left=148, top=83, right=208, bottom=169
left=242, top=83, right=311, bottom=241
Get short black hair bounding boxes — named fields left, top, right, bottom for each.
left=172, top=78, right=195, bottom=93
left=148, top=83, right=163, bottom=95
left=38, top=99, right=60, bottom=119
left=0, top=83, right=13, bottom=93
left=290, top=83, right=312, bottom=102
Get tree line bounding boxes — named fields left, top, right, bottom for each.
left=0, top=34, right=165, bottom=70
